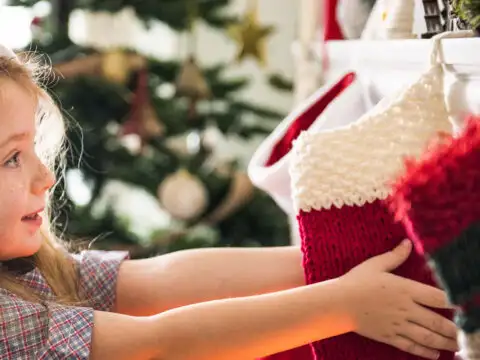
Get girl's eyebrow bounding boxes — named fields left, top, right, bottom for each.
left=0, top=132, right=28, bottom=149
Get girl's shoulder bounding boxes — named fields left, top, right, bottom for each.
left=0, top=250, right=129, bottom=359
left=0, top=287, right=94, bottom=359
left=13, top=249, right=129, bottom=310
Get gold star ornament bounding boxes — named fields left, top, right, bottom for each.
left=228, top=5, right=274, bottom=67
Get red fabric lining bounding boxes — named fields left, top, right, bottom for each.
left=265, top=73, right=356, bottom=167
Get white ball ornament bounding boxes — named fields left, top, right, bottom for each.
left=157, top=169, right=208, bottom=220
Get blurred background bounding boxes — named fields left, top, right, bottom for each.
left=1, top=0, right=463, bottom=258
left=0, top=0, right=306, bottom=258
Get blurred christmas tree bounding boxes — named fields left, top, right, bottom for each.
left=8, top=0, right=292, bottom=258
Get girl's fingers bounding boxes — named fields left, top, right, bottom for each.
left=403, top=279, right=451, bottom=309
left=398, top=321, right=459, bottom=352
left=390, top=335, right=440, bottom=359
left=406, top=304, right=457, bottom=340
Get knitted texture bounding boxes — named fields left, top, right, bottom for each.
left=292, top=65, right=451, bottom=213
left=390, top=116, right=480, bottom=336
left=291, top=64, right=454, bottom=360
left=298, top=202, right=452, bottom=360
left=427, top=223, right=480, bottom=312
left=256, top=72, right=361, bottom=360
left=259, top=73, right=357, bottom=360
left=249, top=71, right=365, bottom=217
left=391, top=116, right=480, bottom=256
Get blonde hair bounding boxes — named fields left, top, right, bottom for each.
left=0, top=53, right=81, bottom=304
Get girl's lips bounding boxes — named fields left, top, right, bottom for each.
left=22, top=207, right=44, bottom=219
left=21, top=210, right=43, bottom=230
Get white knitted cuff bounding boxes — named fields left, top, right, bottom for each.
left=291, top=64, right=452, bottom=213
left=248, top=71, right=371, bottom=215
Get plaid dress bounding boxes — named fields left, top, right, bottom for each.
left=0, top=250, right=128, bottom=360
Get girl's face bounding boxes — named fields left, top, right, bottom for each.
left=0, top=79, right=55, bottom=260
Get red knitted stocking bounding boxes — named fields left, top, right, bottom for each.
left=299, top=202, right=452, bottom=360
left=258, top=73, right=356, bottom=360
left=391, top=116, right=480, bottom=336
left=290, top=62, right=455, bottom=359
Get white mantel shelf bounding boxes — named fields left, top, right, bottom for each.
left=309, top=37, right=480, bottom=122
left=323, top=38, right=480, bottom=69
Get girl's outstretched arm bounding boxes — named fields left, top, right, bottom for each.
left=115, top=246, right=304, bottom=315
left=91, top=278, right=347, bottom=360
left=90, top=242, right=457, bottom=360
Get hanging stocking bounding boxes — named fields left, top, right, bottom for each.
left=249, top=72, right=370, bottom=216
left=388, top=31, right=478, bottom=360
left=390, top=116, right=480, bottom=360
left=290, top=33, right=456, bottom=360
left=249, top=73, right=372, bottom=360
left=324, top=0, right=344, bottom=41
left=321, top=0, right=345, bottom=72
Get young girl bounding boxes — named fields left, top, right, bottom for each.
left=0, top=44, right=458, bottom=360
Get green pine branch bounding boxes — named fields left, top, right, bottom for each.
left=267, top=73, right=294, bottom=92
left=454, top=0, right=480, bottom=29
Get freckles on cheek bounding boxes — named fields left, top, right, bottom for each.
left=0, top=206, right=14, bottom=243
left=0, top=181, right=27, bottom=212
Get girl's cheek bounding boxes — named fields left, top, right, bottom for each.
left=0, top=180, right=27, bottom=208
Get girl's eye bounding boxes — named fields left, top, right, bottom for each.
left=4, top=151, right=21, bottom=168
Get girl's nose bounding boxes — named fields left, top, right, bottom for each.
left=32, top=161, right=55, bottom=195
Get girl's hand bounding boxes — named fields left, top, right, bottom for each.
left=340, top=240, right=459, bottom=359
